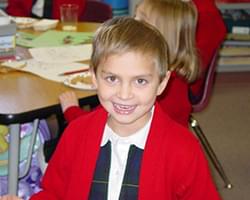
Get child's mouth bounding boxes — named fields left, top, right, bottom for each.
left=113, top=103, right=136, bottom=115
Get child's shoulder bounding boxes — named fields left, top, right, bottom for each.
left=67, top=105, right=107, bottom=132
left=58, top=106, right=107, bottom=148
left=75, top=105, right=106, bottom=120
left=154, top=105, right=203, bottom=168
left=154, top=103, right=199, bottom=148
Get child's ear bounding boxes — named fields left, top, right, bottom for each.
left=157, top=71, right=171, bottom=96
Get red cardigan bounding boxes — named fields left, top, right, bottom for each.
left=6, top=0, right=86, bottom=19
left=31, top=103, right=221, bottom=200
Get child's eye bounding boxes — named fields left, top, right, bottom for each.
left=135, top=78, right=148, bottom=85
left=106, top=75, right=118, bottom=83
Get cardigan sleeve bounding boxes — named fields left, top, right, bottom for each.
left=176, top=141, right=221, bottom=200
left=63, top=106, right=88, bottom=123
left=31, top=107, right=107, bottom=200
left=30, top=121, right=83, bottom=200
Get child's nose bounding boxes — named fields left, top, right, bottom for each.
left=117, top=83, right=133, bottom=100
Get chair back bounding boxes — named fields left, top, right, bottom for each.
left=81, top=0, right=113, bottom=23
left=192, top=50, right=219, bottom=113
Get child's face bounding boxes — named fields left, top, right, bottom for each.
left=92, top=51, right=169, bottom=135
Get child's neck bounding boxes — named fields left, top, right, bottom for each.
left=107, top=113, right=152, bottom=137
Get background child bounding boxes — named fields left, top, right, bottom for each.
left=135, top=0, right=199, bottom=126
left=6, top=0, right=86, bottom=19
left=0, top=16, right=221, bottom=200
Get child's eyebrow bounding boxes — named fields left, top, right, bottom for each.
left=134, top=73, right=153, bottom=78
left=100, top=69, right=113, bottom=75
left=100, top=67, right=155, bottom=78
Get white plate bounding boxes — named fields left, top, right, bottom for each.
left=33, top=19, right=59, bottom=31
left=13, top=17, right=38, bottom=29
left=63, top=72, right=96, bottom=90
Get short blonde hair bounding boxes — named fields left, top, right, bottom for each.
left=91, top=17, right=169, bottom=82
left=138, top=0, right=199, bottom=82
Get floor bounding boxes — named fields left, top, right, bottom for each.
left=193, top=71, right=250, bottom=200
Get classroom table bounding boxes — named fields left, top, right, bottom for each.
left=0, top=22, right=100, bottom=195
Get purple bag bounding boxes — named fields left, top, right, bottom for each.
left=0, top=120, right=50, bottom=200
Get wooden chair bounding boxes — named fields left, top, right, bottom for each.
left=81, top=0, right=113, bottom=23
left=189, top=50, right=233, bottom=189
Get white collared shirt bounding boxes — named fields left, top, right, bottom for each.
left=101, top=107, right=154, bottom=200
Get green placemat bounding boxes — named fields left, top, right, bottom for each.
left=16, top=32, right=38, bottom=48
left=16, top=30, right=94, bottom=48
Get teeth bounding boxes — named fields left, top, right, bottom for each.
left=114, top=103, right=135, bottom=110
left=113, top=103, right=136, bottom=114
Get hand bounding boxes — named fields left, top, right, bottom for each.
left=0, top=195, right=23, bottom=200
left=59, top=91, right=79, bottom=112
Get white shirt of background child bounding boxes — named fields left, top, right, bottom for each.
left=32, top=0, right=45, bottom=17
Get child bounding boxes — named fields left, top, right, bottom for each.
left=135, top=0, right=226, bottom=126
left=60, top=0, right=226, bottom=128
left=1, top=16, right=221, bottom=200
left=135, top=0, right=199, bottom=126
left=59, top=0, right=199, bottom=127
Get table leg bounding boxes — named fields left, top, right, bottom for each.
left=8, top=123, right=20, bottom=195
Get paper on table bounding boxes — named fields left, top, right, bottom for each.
left=2, top=59, right=89, bottom=82
left=29, top=44, right=92, bottom=63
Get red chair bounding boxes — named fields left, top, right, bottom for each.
left=189, top=50, right=233, bottom=189
left=81, top=0, right=113, bottom=23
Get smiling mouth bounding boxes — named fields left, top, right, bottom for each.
left=113, top=103, right=137, bottom=115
